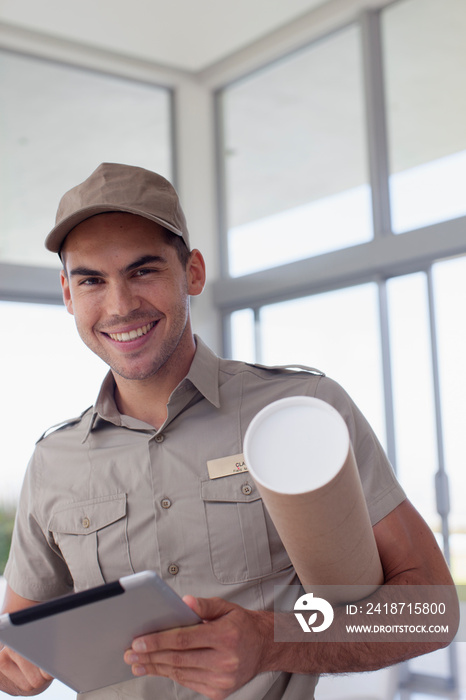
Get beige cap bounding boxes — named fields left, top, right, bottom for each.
left=45, top=162, right=190, bottom=253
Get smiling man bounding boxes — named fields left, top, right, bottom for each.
left=60, top=212, right=205, bottom=428
left=0, top=163, right=457, bottom=700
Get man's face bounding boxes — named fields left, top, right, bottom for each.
left=60, top=212, right=205, bottom=382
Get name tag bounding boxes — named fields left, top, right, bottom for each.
left=207, top=453, right=248, bottom=480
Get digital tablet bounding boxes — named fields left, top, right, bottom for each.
left=0, top=570, right=201, bottom=694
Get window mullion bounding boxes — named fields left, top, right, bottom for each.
left=377, top=278, right=397, bottom=470
left=426, top=267, right=452, bottom=562
left=360, top=9, right=393, bottom=238
left=253, top=307, right=263, bottom=364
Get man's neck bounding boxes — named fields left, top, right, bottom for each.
left=112, top=348, right=195, bottom=430
left=113, top=380, right=172, bottom=430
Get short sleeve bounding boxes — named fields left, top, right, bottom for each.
left=314, top=376, right=406, bottom=525
left=4, top=449, right=73, bottom=601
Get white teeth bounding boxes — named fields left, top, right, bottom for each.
left=108, top=322, right=155, bottom=342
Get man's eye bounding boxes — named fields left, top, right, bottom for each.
left=79, top=277, right=103, bottom=286
left=134, top=268, right=157, bottom=277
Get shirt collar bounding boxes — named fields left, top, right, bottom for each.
left=185, top=335, right=220, bottom=409
left=84, top=334, right=220, bottom=441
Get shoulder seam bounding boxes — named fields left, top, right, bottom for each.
left=36, top=406, right=93, bottom=443
left=234, top=362, right=325, bottom=377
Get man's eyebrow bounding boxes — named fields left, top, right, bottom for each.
left=68, top=255, right=167, bottom=278
left=125, top=255, right=167, bottom=273
left=69, top=266, right=105, bottom=278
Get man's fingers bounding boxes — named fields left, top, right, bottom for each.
left=130, top=619, right=212, bottom=656
left=0, top=647, right=53, bottom=695
left=10, top=650, right=53, bottom=687
left=125, top=645, right=223, bottom=672
left=128, top=596, right=236, bottom=658
left=128, top=624, right=221, bottom=660
left=128, top=657, right=237, bottom=700
left=39, top=667, right=54, bottom=681
left=123, top=596, right=265, bottom=699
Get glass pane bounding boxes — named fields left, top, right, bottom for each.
left=259, top=284, right=385, bottom=445
left=0, top=51, right=172, bottom=268
left=382, top=0, right=466, bottom=233
left=220, top=24, right=372, bottom=277
left=433, top=255, right=466, bottom=583
left=0, top=302, right=107, bottom=700
left=386, top=274, right=439, bottom=532
left=0, top=301, right=107, bottom=504
left=230, top=308, right=256, bottom=363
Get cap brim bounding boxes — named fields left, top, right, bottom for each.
left=45, top=205, right=185, bottom=253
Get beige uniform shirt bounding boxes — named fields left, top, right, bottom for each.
left=5, top=337, right=406, bottom=699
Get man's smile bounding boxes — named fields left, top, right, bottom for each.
left=105, top=321, right=157, bottom=343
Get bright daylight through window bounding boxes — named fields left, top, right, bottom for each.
left=220, top=23, right=372, bottom=278
left=223, top=0, right=466, bottom=590
left=0, top=50, right=172, bottom=268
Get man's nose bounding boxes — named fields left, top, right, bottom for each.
left=106, top=281, right=141, bottom=316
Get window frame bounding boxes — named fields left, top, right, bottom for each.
left=215, top=7, right=464, bottom=691
left=0, top=44, right=177, bottom=305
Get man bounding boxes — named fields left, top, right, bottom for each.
left=0, top=163, right=456, bottom=699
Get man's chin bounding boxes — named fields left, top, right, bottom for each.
left=108, top=355, right=171, bottom=382
left=110, top=366, right=160, bottom=382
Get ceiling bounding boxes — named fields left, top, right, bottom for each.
left=0, top=0, right=328, bottom=72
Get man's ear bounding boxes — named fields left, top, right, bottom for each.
left=186, top=249, right=206, bottom=297
left=60, top=270, right=74, bottom=315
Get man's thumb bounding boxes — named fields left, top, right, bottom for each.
left=182, top=595, right=234, bottom=621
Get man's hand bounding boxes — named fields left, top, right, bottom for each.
left=0, top=645, right=53, bottom=696
left=124, top=595, right=273, bottom=700
left=0, top=586, right=53, bottom=696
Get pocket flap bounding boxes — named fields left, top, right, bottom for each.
left=49, top=493, right=127, bottom=535
left=201, top=476, right=260, bottom=503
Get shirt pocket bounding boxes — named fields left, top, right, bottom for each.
left=201, top=476, right=292, bottom=584
left=49, top=493, right=134, bottom=591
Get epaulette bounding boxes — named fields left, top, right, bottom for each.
left=247, top=362, right=325, bottom=376
left=36, top=406, right=93, bottom=443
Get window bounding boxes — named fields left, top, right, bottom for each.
left=219, top=24, right=372, bottom=277
left=386, top=273, right=439, bottom=530
left=0, top=301, right=107, bottom=503
left=0, top=50, right=172, bottom=268
left=229, top=261, right=466, bottom=584
left=220, top=7, right=466, bottom=685
left=382, top=0, right=466, bottom=232
left=433, top=256, right=466, bottom=582
left=230, top=308, right=256, bottom=364
left=0, top=300, right=106, bottom=697
left=220, top=2, right=466, bottom=602
left=259, top=284, right=385, bottom=443
left=0, top=51, right=173, bottom=698
left=384, top=256, right=466, bottom=590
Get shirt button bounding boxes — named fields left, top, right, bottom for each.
left=241, top=483, right=253, bottom=496
left=161, top=498, right=172, bottom=509
left=82, top=517, right=91, bottom=529
left=168, top=563, right=179, bottom=576
left=155, top=434, right=165, bottom=443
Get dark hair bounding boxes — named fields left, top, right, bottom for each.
left=160, top=228, right=191, bottom=268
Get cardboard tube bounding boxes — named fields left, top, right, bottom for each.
left=243, top=396, right=383, bottom=603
